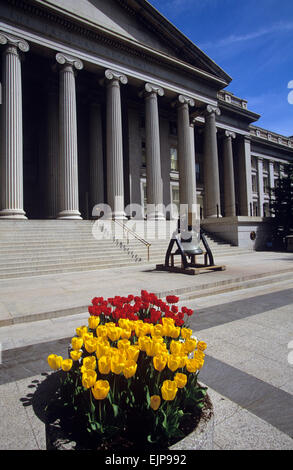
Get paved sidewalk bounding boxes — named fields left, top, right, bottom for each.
left=0, top=250, right=293, bottom=450
left=0, top=250, right=292, bottom=327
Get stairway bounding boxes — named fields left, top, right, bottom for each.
left=0, top=220, right=252, bottom=279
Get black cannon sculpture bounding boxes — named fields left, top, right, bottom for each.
left=156, top=220, right=226, bottom=275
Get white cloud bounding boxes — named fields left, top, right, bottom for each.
left=199, top=21, right=293, bottom=50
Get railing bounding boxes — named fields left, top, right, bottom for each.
left=114, top=220, right=151, bottom=262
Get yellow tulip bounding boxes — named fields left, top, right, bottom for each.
left=70, top=349, right=82, bottom=361
left=167, top=354, right=181, bottom=372
left=153, top=354, right=168, bottom=372
left=47, top=354, right=63, bottom=371
left=82, top=355, right=96, bottom=370
left=111, top=353, right=125, bottom=375
left=96, top=341, right=111, bottom=359
left=126, top=346, right=140, bottom=362
left=96, top=325, right=108, bottom=338
left=170, top=340, right=183, bottom=355
left=107, top=326, right=122, bottom=342
left=152, top=324, right=164, bottom=337
left=186, top=358, right=200, bottom=373
left=83, top=332, right=94, bottom=343
left=150, top=395, right=161, bottom=411
left=181, top=328, right=193, bottom=340
left=84, top=338, right=98, bottom=354
left=82, top=369, right=97, bottom=389
left=120, top=328, right=132, bottom=339
left=98, top=355, right=111, bottom=375
left=71, top=336, right=83, bottom=351
left=169, top=327, right=180, bottom=339
left=76, top=325, right=88, bottom=337
left=197, top=341, right=207, bottom=352
left=70, top=350, right=82, bottom=361
left=123, top=359, right=137, bottom=379
left=91, top=380, right=110, bottom=400
left=61, top=358, right=73, bottom=372
left=183, top=338, right=197, bottom=354
left=161, top=380, right=178, bottom=401
left=88, top=316, right=100, bottom=330
left=138, top=335, right=152, bottom=351
left=117, top=339, right=131, bottom=351
left=174, top=372, right=187, bottom=388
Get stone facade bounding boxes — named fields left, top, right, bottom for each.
left=0, top=0, right=292, bottom=246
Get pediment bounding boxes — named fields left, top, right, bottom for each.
left=40, top=0, right=231, bottom=84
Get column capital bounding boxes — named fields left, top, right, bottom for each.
left=139, top=82, right=164, bottom=98
left=205, top=104, right=221, bottom=117
left=224, top=130, right=236, bottom=139
left=56, top=52, right=83, bottom=71
left=104, top=69, right=128, bottom=85
left=177, top=94, right=195, bottom=108
left=0, top=31, right=29, bottom=52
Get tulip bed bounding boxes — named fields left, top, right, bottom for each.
left=47, top=290, right=208, bottom=450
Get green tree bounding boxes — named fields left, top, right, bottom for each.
left=270, top=163, right=293, bottom=249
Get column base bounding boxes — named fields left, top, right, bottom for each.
left=57, top=210, right=82, bottom=220
left=147, top=213, right=166, bottom=221
left=0, top=209, right=27, bottom=219
left=112, top=211, right=127, bottom=220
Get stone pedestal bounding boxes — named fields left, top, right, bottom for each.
left=0, top=32, right=29, bottom=219
left=56, top=53, right=83, bottom=220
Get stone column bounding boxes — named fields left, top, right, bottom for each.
left=257, top=157, right=264, bottom=217
left=203, top=105, right=221, bottom=218
left=237, top=135, right=253, bottom=216
left=89, top=102, right=104, bottom=210
left=105, top=69, right=128, bottom=219
left=46, top=79, right=59, bottom=218
left=222, top=130, right=236, bottom=217
left=56, top=52, right=83, bottom=219
left=175, top=95, right=197, bottom=220
left=141, top=83, right=165, bottom=220
left=0, top=32, right=29, bottom=219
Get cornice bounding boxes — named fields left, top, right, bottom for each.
left=4, top=0, right=228, bottom=89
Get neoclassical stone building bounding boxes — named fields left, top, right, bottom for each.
left=0, top=0, right=292, bottom=245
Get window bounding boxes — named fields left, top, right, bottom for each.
left=170, top=147, right=178, bottom=171
left=252, top=174, right=258, bottom=193
left=251, top=157, right=257, bottom=170
left=196, top=162, right=200, bottom=182
left=263, top=177, right=270, bottom=194
left=263, top=160, right=269, bottom=173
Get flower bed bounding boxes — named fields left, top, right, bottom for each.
left=47, top=290, right=209, bottom=450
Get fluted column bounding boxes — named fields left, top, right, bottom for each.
left=175, top=95, right=197, bottom=221
left=89, top=102, right=104, bottom=210
left=237, top=135, right=252, bottom=216
left=0, top=32, right=29, bottom=219
left=105, top=69, right=127, bottom=219
left=203, top=105, right=221, bottom=217
left=56, top=52, right=83, bottom=219
left=46, top=80, right=59, bottom=218
left=141, top=83, right=165, bottom=220
left=222, top=130, right=236, bottom=217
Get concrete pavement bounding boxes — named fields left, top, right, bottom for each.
left=0, top=250, right=293, bottom=450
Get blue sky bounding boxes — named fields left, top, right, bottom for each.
left=148, top=0, right=293, bottom=137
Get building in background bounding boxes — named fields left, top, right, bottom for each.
left=0, top=0, right=292, bottom=248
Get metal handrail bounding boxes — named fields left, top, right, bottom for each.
left=114, top=220, right=151, bottom=262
